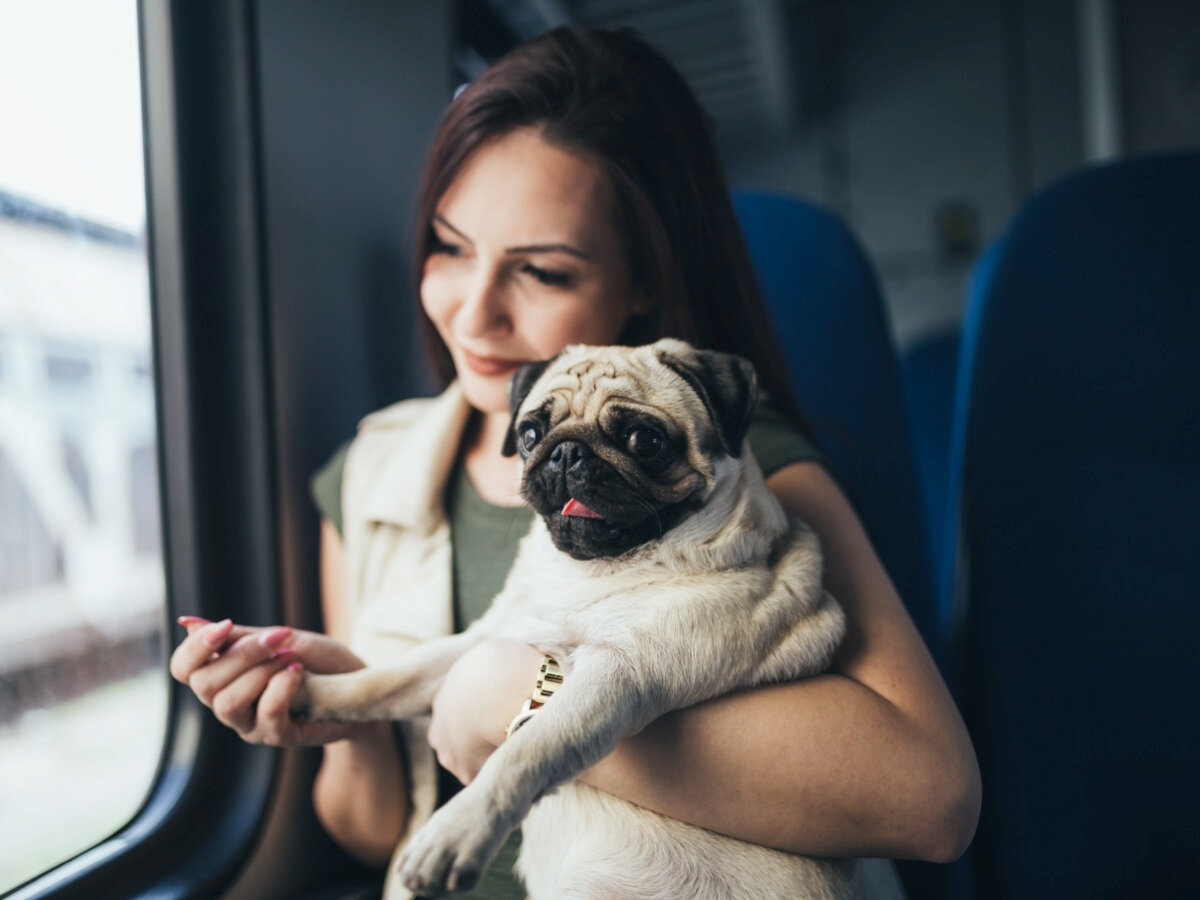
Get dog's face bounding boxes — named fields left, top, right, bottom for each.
left=502, top=338, right=759, bottom=560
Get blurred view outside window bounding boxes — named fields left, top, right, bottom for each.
left=0, top=1, right=168, bottom=891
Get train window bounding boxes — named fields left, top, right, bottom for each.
left=0, top=1, right=167, bottom=892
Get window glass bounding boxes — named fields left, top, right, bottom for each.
left=0, top=1, right=167, bottom=891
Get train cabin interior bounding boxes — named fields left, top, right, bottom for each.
left=1, top=1, right=1197, bottom=898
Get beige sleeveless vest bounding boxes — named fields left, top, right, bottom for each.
left=340, top=382, right=470, bottom=896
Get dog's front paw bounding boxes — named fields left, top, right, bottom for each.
left=398, top=798, right=508, bottom=896
left=288, top=673, right=339, bottom=722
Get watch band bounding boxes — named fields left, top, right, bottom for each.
left=505, top=655, right=563, bottom=739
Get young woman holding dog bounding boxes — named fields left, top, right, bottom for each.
left=171, top=26, right=979, bottom=897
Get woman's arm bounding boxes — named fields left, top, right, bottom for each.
left=430, top=462, right=980, bottom=862
left=312, top=519, right=412, bottom=866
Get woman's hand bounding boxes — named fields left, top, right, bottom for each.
left=170, top=616, right=367, bottom=748
left=427, top=638, right=546, bottom=783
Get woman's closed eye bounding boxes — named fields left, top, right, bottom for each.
left=521, top=262, right=573, bottom=287
left=428, top=233, right=463, bottom=257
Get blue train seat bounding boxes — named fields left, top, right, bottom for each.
left=732, top=190, right=939, bottom=658
left=945, top=149, right=1200, bottom=898
left=901, top=326, right=960, bottom=589
left=902, top=241, right=1004, bottom=620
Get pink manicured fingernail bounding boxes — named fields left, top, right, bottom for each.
left=259, top=626, right=293, bottom=650
left=177, top=615, right=209, bottom=627
left=287, top=662, right=303, bottom=672
left=203, top=619, right=233, bottom=647
left=268, top=647, right=297, bottom=661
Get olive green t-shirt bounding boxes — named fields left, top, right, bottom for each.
left=309, top=402, right=820, bottom=897
left=310, top=399, right=819, bottom=542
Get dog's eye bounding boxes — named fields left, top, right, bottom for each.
left=625, top=427, right=665, bottom=460
left=519, top=423, right=542, bottom=456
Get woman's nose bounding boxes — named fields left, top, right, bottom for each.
left=457, top=266, right=512, bottom=337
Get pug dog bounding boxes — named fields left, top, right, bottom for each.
left=293, top=338, right=858, bottom=898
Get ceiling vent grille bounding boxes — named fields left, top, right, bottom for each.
left=487, top=0, right=799, bottom=146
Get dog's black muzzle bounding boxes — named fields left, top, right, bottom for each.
left=523, top=438, right=665, bottom=560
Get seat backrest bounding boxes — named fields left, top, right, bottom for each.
left=946, top=149, right=1200, bottom=898
left=899, top=241, right=1004, bottom=630
left=733, top=190, right=939, bottom=661
left=901, top=325, right=960, bottom=592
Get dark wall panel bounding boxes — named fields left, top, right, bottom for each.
left=256, top=0, right=451, bottom=629
left=225, top=5, right=452, bottom=895
left=1119, top=0, right=1200, bottom=154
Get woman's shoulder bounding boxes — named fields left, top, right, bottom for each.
left=746, top=393, right=823, bottom=477
left=310, top=384, right=468, bottom=536
left=346, top=385, right=469, bottom=479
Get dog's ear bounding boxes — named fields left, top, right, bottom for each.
left=501, top=357, right=554, bottom=457
left=658, top=346, right=760, bottom=457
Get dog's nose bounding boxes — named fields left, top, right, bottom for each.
left=547, top=440, right=593, bottom=471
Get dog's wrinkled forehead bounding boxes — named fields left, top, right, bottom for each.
left=504, top=338, right=759, bottom=463
left=521, top=344, right=708, bottom=431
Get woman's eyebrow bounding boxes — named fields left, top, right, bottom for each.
left=506, top=241, right=591, bottom=260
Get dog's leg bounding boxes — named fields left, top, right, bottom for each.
left=292, top=630, right=482, bottom=723
left=396, top=647, right=651, bottom=895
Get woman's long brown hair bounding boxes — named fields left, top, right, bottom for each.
left=413, top=25, right=807, bottom=431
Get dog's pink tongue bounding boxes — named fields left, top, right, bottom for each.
left=562, top=498, right=605, bottom=519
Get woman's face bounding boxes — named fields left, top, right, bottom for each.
left=421, top=127, right=648, bottom=416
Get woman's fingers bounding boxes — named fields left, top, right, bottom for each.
left=185, top=627, right=293, bottom=707
left=178, top=618, right=258, bottom=645
left=168, top=618, right=264, bottom=686
left=168, top=619, right=235, bottom=683
left=256, top=662, right=304, bottom=741
left=210, top=652, right=298, bottom=733
left=258, top=663, right=346, bottom=746
left=256, top=664, right=357, bottom=747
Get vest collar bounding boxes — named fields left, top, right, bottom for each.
left=359, top=381, right=473, bottom=532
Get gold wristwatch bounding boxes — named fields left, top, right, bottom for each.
left=505, top=655, right=563, bottom=739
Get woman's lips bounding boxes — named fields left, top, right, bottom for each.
left=460, top=348, right=525, bottom=377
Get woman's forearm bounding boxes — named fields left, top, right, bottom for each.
left=313, top=721, right=410, bottom=866
left=580, top=673, right=979, bottom=862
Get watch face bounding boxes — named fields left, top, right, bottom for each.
left=536, top=656, right=564, bottom=698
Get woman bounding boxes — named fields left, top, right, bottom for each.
left=171, top=25, right=979, bottom=897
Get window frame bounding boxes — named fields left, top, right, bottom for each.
left=8, top=1, right=282, bottom=896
